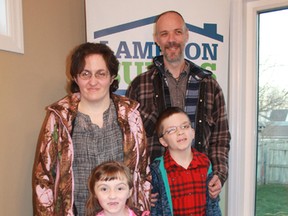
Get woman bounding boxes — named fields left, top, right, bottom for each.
left=33, top=43, right=150, bottom=216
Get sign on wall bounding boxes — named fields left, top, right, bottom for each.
left=85, top=0, right=230, bottom=96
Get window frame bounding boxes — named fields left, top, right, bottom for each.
left=0, top=0, right=24, bottom=54
left=228, top=0, right=288, bottom=215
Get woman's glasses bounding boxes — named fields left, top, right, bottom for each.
left=78, top=70, right=109, bottom=80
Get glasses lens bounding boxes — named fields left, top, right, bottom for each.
left=181, top=123, right=190, bottom=129
left=79, top=71, right=91, bottom=80
left=95, top=71, right=108, bottom=79
left=79, top=70, right=109, bottom=80
left=166, top=126, right=177, bottom=135
left=163, top=123, right=191, bottom=136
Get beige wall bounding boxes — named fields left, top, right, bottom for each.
left=0, top=1, right=85, bottom=215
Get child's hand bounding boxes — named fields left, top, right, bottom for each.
left=150, top=192, right=159, bottom=207
left=208, top=175, right=222, bottom=198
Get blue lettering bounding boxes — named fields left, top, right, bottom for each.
left=116, top=41, right=132, bottom=59
left=185, top=42, right=218, bottom=61
left=202, top=43, right=218, bottom=60
left=185, top=43, right=201, bottom=60
left=101, top=41, right=218, bottom=61
left=132, top=42, right=154, bottom=59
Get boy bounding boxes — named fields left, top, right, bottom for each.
left=150, top=107, right=221, bottom=216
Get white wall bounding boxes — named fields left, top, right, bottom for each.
left=0, top=1, right=85, bottom=215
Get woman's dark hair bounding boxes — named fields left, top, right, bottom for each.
left=69, top=42, right=119, bottom=93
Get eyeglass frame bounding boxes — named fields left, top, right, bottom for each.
left=159, top=122, right=192, bottom=138
left=78, top=69, right=110, bottom=80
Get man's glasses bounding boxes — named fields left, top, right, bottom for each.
left=78, top=70, right=109, bottom=80
left=160, top=123, right=191, bottom=138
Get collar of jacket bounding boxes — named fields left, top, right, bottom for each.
left=152, top=55, right=213, bottom=81
left=48, top=93, right=140, bottom=136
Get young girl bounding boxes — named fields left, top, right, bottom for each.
left=86, top=161, right=150, bottom=216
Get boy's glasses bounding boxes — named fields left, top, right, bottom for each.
left=160, top=123, right=191, bottom=138
left=78, top=70, right=109, bottom=80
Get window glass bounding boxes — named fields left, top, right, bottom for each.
left=0, top=0, right=7, bottom=35
left=256, top=8, right=288, bottom=216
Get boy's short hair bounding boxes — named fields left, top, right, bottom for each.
left=155, top=107, right=190, bottom=137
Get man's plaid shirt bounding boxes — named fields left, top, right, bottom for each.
left=126, top=56, right=230, bottom=185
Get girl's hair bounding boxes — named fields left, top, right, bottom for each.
left=85, top=161, right=133, bottom=216
left=155, top=106, right=190, bottom=137
left=69, top=42, right=119, bottom=94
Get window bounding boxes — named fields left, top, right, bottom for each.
left=256, top=8, right=288, bottom=215
left=0, top=0, right=24, bottom=54
left=0, top=0, right=7, bottom=35
left=228, top=1, right=288, bottom=215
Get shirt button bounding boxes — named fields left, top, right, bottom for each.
left=199, top=120, right=202, bottom=123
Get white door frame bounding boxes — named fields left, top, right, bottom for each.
left=228, top=0, right=288, bottom=215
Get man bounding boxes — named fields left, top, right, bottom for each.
left=126, top=10, right=230, bottom=199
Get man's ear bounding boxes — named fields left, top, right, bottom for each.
left=184, top=29, right=189, bottom=43
left=159, top=137, right=168, bottom=147
left=153, top=33, right=159, bottom=46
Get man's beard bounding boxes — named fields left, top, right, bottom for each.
left=163, top=42, right=184, bottom=63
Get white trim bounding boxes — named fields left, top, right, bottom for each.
left=228, top=0, right=288, bottom=215
left=227, top=0, right=246, bottom=215
left=0, top=0, right=24, bottom=54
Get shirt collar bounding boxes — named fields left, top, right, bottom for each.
left=164, top=148, right=203, bottom=170
left=164, top=61, right=189, bottom=78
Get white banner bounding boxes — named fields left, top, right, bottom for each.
left=85, top=0, right=230, bottom=96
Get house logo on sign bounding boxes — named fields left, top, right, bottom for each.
left=92, top=15, right=224, bottom=93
